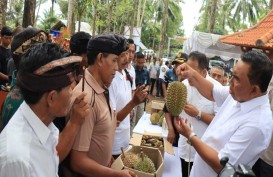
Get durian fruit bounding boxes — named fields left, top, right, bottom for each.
left=166, top=81, right=187, bottom=116
left=158, top=116, right=164, bottom=126
left=134, top=151, right=156, bottom=173
left=150, top=113, right=160, bottom=124
left=122, top=152, right=139, bottom=168
left=158, top=110, right=164, bottom=117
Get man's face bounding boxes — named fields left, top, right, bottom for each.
left=1, top=35, right=12, bottom=47
left=136, top=58, right=145, bottom=69
left=118, top=50, right=129, bottom=71
left=229, top=60, right=254, bottom=102
left=187, top=59, right=205, bottom=77
left=128, top=44, right=135, bottom=62
left=210, top=67, right=224, bottom=83
left=101, top=53, right=118, bottom=87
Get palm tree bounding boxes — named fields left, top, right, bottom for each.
left=22, top=0, right=36, bottom=27
left=158, top=0, right=169, bottom=59
left=67, top=0, right=75, bottom=33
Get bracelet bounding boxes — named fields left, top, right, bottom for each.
left=195, top=109, right=202, bottom=121
left=187, top=132, right=197, bottom=146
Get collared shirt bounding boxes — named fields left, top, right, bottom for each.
left=0, top=101, right=59, bottom=177
left=72, top=69, right=116, bottom=167
left=190, top=86, right=273, bottom=177
left=126, top=63, right=136, bottom=90
left=109, top=70, right=132, bottom=155
left=164, top=68, right=178, bottom=84
left=149, top=62, right=159, bottom=79
left=135, top=66, right=150, bottom=86
left=178, top=75, right=220, bottom=161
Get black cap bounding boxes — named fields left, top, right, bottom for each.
left=70, top=31, right=91, bottom=55
left=87, top=34, right=128, bottom=56
left=1, top=26, right=13, bottom=36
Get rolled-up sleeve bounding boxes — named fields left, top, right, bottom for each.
left=212, top=85, right=230, bottom=107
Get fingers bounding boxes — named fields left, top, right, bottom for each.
left=129, top=170, right=137, bottom=177
left=74, top=92, right=87, bottom=104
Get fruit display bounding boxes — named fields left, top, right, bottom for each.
left=121, top=152, right=139, bottom=168
left=150, top=113, right=160, bottom=124
left=140, top=135, right=164, bottom=149
left=166, top=81, right=187, bottom=116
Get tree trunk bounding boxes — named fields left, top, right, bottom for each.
left=129, top=0, right=137, bottom=38
left=1, top=0, right=7, bottom=25
left=270, top=0, right=273, bottom=10
left=67, top=0, right=75, bottom=33
left=136, top=0, right=142, bottom=27
left=107, top=0, right=114, bottom=32
left=152, top=11, right=158, bottom=50
left=92, top=0, right=98, bottom=38
left=34, top=0, right=43, bottom=26
left=51, top=0, right=54, bottom=16
left=22, top=0, right=36, bottom=28
left=139, top=0, right=147, bottom=27
left=113, top=1, right=118, bottom=33
left=209, top=0, right=218, bottom=33
left=158, top=0, right=169, bottom=59
left=0, top=0, right=2, bottom=26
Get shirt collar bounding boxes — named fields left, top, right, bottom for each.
left=116, top=70, right=125, bottom=80
left=21, top=101, right=58, bottom=146
left=85, top=69, right=105, bottom=94
left=237, top=94, right=269, bottom=113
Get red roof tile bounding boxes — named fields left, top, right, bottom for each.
left=220, top=10, right=273, bottom=49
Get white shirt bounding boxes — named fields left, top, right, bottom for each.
left=149, top=62, right=159, bottom=79
left=178, top=75, right=220, bottom=161
left=126, top=63, right=136, bottom=90
left=159, top=64, right=169, bottom=79
left=0, top=101, right=59, bottom=177
left=190, top=86, right=273, bottom=177
left=109, top=70, right=132, bottom=155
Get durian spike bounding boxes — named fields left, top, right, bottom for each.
left=121, top=147, right=125, bottom=158
left=140, top=151, right=144, bottom=161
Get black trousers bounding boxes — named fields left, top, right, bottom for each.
left=180, top=158, right=193, bottom=177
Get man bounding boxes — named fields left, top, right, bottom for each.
left=156, top=60, right=168, bottom=98
left=252, top=77, right=273, bottom=177
left=177, top=51, right=220, bottom=177
left=133, top=52, right=150, bottom=130
left=70, top=34, right=137, bottom=177
left=0, top=43, right=89, bottom=176
left=0, top=26, right=13, bottom=85
left=149, top=56, right=159, bottom=95
left=210, top=66, right=225, bottom=85
left=174, top=50, right=273, bottom=177
left=110, top=48, right=147, bottom=159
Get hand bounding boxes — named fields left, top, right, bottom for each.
left=119, top=169, right=138, bottom=177
left=175, top=63, right=195, bottom=81
left=132, top=85, right=148, bottom=105
left=70, top=92, right=89, bottom=126
left=116, top=120, right=121, bottom=127
left=173, top=117, right=193, bottom=139
left=167, top=129, right=176, bottom=145
left=184, top=104, right=199, bottom=117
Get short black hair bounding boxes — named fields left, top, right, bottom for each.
left=135, top=51, right=144, bottom=59
left=241, top=50, right=273, bottom=93
left=87, top=51, right=109, bottom=65
left=18, top=43, right=69, bottom=104
left=70, top=31, right=91, bottom=55
left=165, top=61, right=169, bottom=65
left=128, top=38, right=136, bottom=50
left=188, top=51, right=208, bottom=70
left=1, top=26, right=13, bottom=36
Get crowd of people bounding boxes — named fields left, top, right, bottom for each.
left=0, top=25, right=272, bottom=177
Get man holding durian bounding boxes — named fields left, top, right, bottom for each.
left=174, top=50, right=273, bottom=177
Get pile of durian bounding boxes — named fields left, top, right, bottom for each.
left=121, top=148, right=156, bottom=173
left=150, top=110, right=164, bottom=126
left=140, top=135, right=164, bottom=149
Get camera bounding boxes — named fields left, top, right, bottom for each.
left=218, top=157, right=256, bottom=177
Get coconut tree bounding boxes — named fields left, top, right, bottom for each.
left=22, top=0, right=36, bottom=27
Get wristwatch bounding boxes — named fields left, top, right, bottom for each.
left=187, top=132, right=197, bottom=145
left=196, top=109, right=202, bottom=120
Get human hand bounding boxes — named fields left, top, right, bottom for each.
left=70, top=92, right=89, bottom=126
left=167, top=129, right=176, bottom=145
left=173, top=117, right=193, bottom=139
left=119, top=169, right=138, bottom=177
left=184, top=104, right=199, bottom=117
left=175, top=63, right=195, bottom=81
left=132, top=85, right=148, bottom=105
left=116, top=120, right=121, bottom=127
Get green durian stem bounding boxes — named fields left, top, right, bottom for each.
left=121, top=147, right=125, bottom=158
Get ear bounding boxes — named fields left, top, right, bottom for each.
left=97, top=53, right=103, bottom=66
left=201, top=69, right=207, bottom=77
left=47, top=90, right=57, bottom=108
left=251, top=85, right=261, bottom=97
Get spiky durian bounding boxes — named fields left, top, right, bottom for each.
left=134, top=152, right=156, bottom=173
left=166, top=81, right=187, bottom=116
left=150, top=113, right=160, bottom=124
left=122, top=152, right=139, bottom=168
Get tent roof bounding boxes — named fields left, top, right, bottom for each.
left=220, top=10, right=273, bottom=49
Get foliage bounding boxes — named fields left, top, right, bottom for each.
left=37, top=10, right=59, bottom=32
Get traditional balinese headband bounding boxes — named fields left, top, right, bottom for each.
left=17, top=56, right=82, bottom=92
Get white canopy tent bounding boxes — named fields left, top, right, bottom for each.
left=183, top=31, right=242, bottom=61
